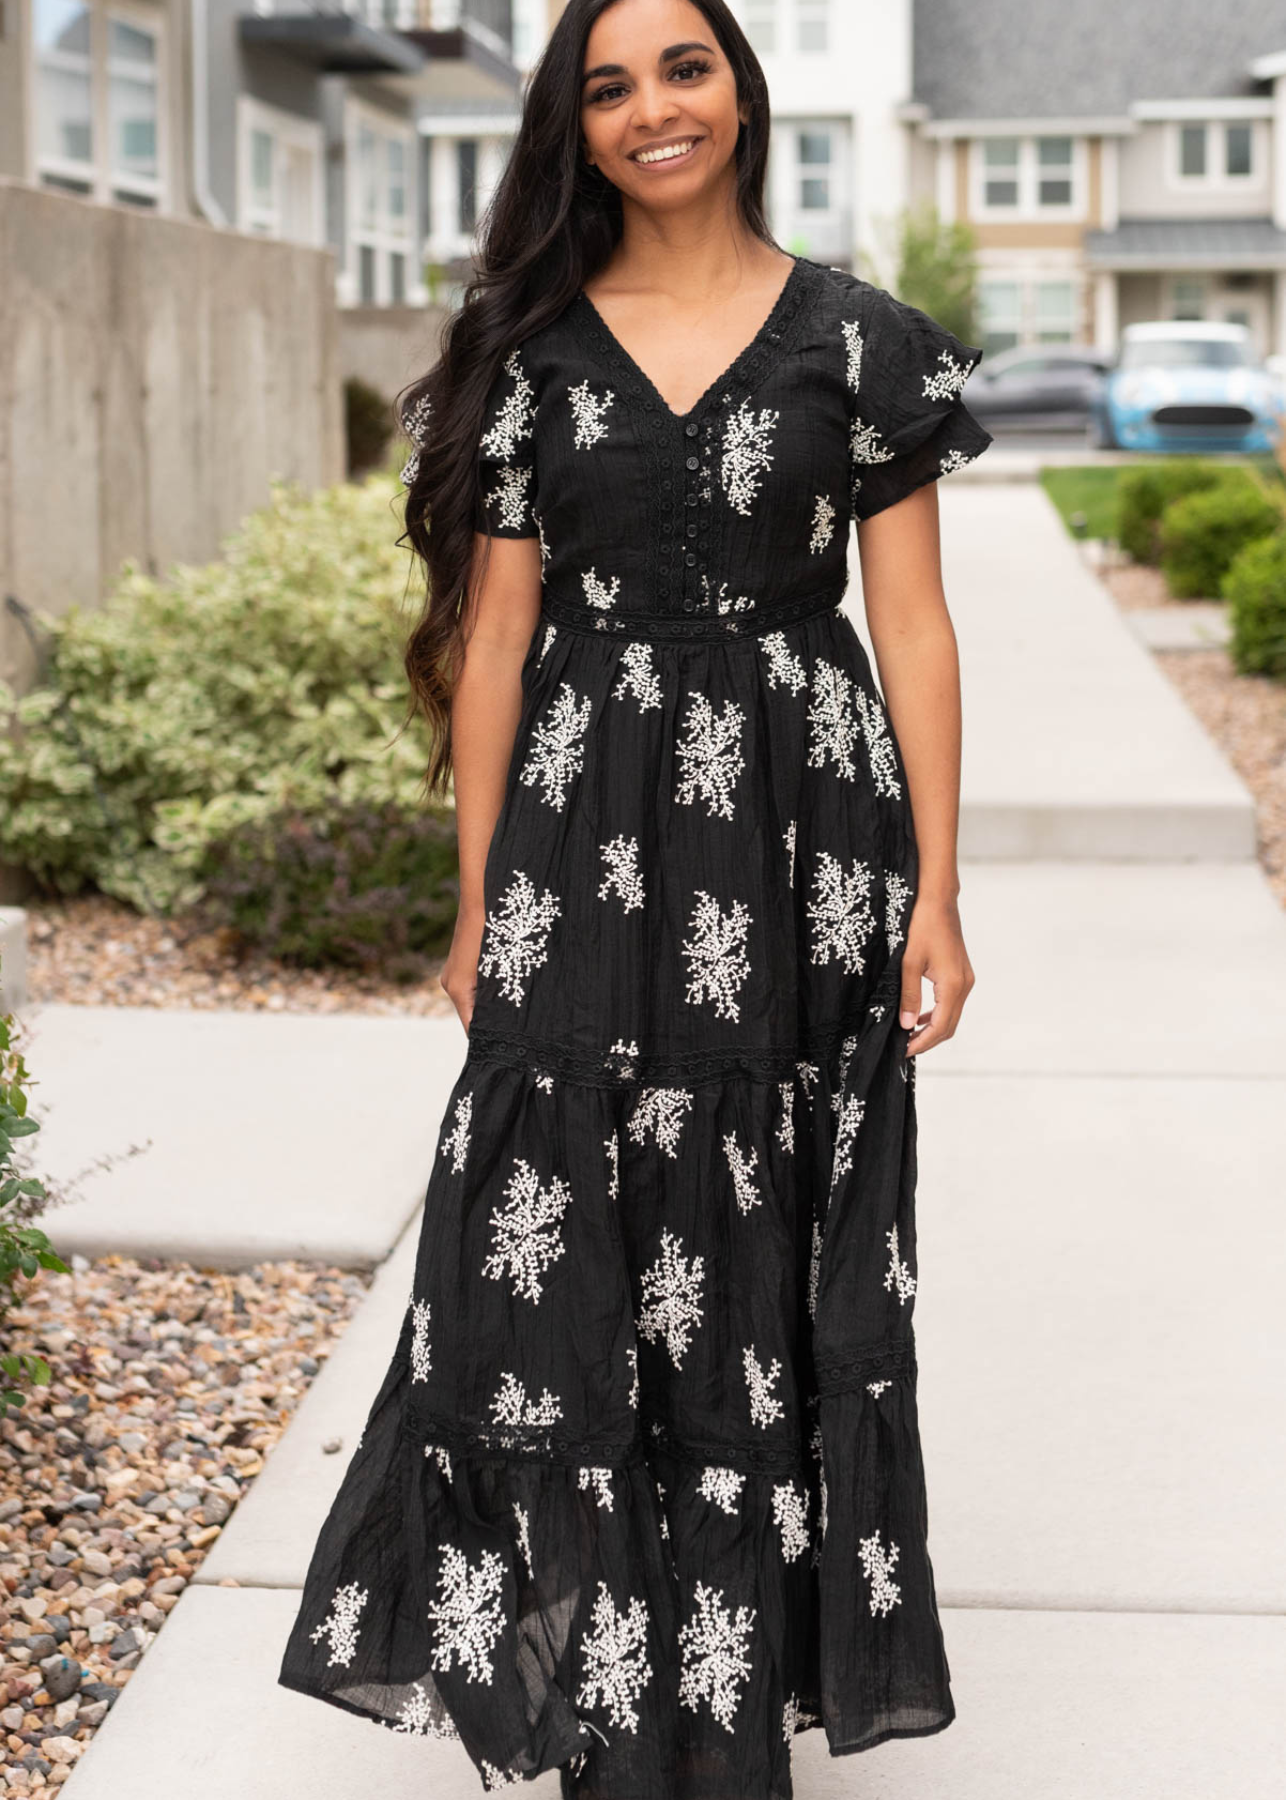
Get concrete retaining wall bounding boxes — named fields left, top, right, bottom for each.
left=0, top=179, right=345, bottom=694
left=339, top=304, right=449, bottom=413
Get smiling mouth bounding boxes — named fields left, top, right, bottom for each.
left=632, top=137, right=702, bottom=167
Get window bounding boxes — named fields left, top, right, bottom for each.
left=1170, top=278, right=1206, bottom=320
left=238, top=98, right=322, bottom=243
left=33, top=0, right=95, bottom=192
left=350, top=106, right=416, bottom=304
left=1034, top=279, right=1075, bottom=343
left=106, top=16, right=158, bottom=203
left=797, top=0, right=828, bottom=52
left=979, top=279, right=1022, bottom=354
left=976, top=136, right=1082, bottom=217
left=1174, top=121, right=1255, bottom=184
left=798, top=129, right=830, bottom=209
left=744, top=0, right=775, bottom=54
left=457, top=138, right=478, bottom=234
left=982, top=138, right=1019, bottom=207
left=1036, top=137, right=1072, bottom=206
left=980, top=276, right=1079, bottom=352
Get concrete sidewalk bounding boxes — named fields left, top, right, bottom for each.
left=56, top=480, right=1286, bottom=1797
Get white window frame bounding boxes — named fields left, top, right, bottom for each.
left=1167, top=119, right=1257, bottom=190
left=979, top=272, right=1082, bottom=351
left=345, top=96, right=417, bottom=307
left=236, top=95, right=324, bottom=245
left=31, top=0, right=168, bottom=209
left=743, top=0, right=776, bottom=55
left=796, top=0, right=829, bottom=53
left=970, top=134, right=1086, bottom=222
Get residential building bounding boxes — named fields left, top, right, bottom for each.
left=906, top=0, right=1286, bottom=357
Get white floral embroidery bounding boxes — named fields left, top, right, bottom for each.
left=867, top=1379, right=891, bottom=1398
left=743, top=1345, right=785, bottom=1428
left=810, top=1419, right=828, bottom=1562
left=582, top=568, right=621, bottom=611
left=479, top=870, right=561, bottom=1005
left=809, top=495, right=837, bottom=554
left=674, top=691, right=745, bottom=821
left=538, top=618, right=556, bottom=662
left=884, top=1223, right=916, bottom=1304
left=854, top=688, right=902, bottom=799
left=399, top=393, right=432, bottom=488
left=807, top=1218, right=822, bottom=1318
left=513, top=1504, right=533, bottom=1580
left=721, top=399, right=779, bottom=515
left=310, top=1581, right=368, bottom=1667
left=923, top=348, right=970, bottom=402
left=841, top=318, right=864, bottom=390
left=885, top=869, right=913, bottom=954
left=858, top=1530, right=902, bottom=1616
left=484, top=464, right=533, bottom=530
left=578, top=1467, right=615, bottom=1511
left=425, top=1442, right=453, bottom=1477
left=807, top=658, right=860, bottom=781
left=850, top=416, right=895, bottom=467
left=833, top=1031, right=859, bottom=1095
left=776, top=1081, right=795, bottom=1153
left=612, top=638, right=663, bottom=710
left=940, top=446, right=974, bottom=474
left=697, top=1467, right=746, bottom=1515
left=638, top=1229, right=706, bottom=1368
left=537, top=515, right=552, bottom=576
left=723, top=1132, right=761, bottom=1215
left=576, top=1582, right=653, bottom=1733
left=520, top=681, right=592, bottom=812
left=389, top=1681, right=458, bottom=1738
left=480, top=350, right=536, bottom=459
left=628, top=1086, right=694, bottom=1159
left=481, top=1763, right=521, bottom=1791
left=796, top=1059, right=820, bottom=1099
left=760, top=631, right=808, bottom=695
left=482, top=1156, right=572, bottom=1304
left=534, top=1069, right=554, bottom=1093
left=655, top=1478, right=671, bottom=1542
left=490, top=1371, right=564, bottom=1429
left=606, top=1128, right=620, bottom=1201
left=598, top=835, right=645, bottom=912
left=409, top=1298, right=432, bottom=1383
left=782, top=1692, right=800, bottom=1742
left=568, top=379, right=616, bottom=449
left=831, top=1093, right=866, bottom=1194
left=678, top=1582, right=756, bottom=1732
left=807, top=851, right=877, bottom=975
left=784, top=818, right=797, bottom=887
left=716, top=589, right=755, bottom=614
left=440, top=1093, right=472, bottom=1173
left=681, top=890, right=752, bottom=1022
left=626, top=1343, right=638, bottom=1408
left=772, top=1481, right=810, bottom=1562
left=607, top=1038, right=639, bottom=1080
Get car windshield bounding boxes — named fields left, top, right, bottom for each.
left=1119, top=338, right=1251, bottom=371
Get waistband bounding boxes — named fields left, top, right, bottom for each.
left=538, top=577, right=847, bottom=643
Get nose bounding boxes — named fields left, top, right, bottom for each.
left=630, top=75, right=681, bottom=135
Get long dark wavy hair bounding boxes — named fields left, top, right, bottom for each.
left=398, top=0, right=775, bottom=800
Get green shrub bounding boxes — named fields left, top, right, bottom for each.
left=1115, top=461, right=1234, bottom=564
left=0, top=476, right=435, bottom=913
left=1, top=992, right=68, bottom=1417
left=345, top=377, right=395, bottom=476
left=199, top=801, right=459, bottom=975
left=1158, top=480, right=1283, bottom=599
left=1223, top=531, right=1286, bottom=680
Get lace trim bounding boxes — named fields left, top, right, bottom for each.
left=814, top=1334, right=918, bottom=1398
left=402, top=1408, right=812, bottom=1476
left=537, top=579, right=846, bottom=644
left=466, top=969, right=903, bottom=1091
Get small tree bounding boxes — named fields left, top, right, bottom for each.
left=1, top=971, right=68, bottom=1415
left=862, top=199, right=983, bottom=344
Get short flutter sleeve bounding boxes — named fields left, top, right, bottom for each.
left=474, top=348, right=539, bottom=538
left=847, top=288, right=993, bottom=523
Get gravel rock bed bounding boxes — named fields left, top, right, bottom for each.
left=1100, top=566, right=1286, bottom=910
left=23, top=897, right=455, bottom=1017
left=0, top=1254, right=371, bottom=1787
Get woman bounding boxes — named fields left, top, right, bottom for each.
left=279, top=1, right=992, bottom=1794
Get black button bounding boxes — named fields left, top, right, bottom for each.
left=686, top=456, right=699, bottom=470
left=683, top=598, right=695, bottom=612
left=686, top=523, right=698, bottom=538
left=685, top=422, right=699, bottom=437
left=685, top=552, right=697, bottom=567
left=686, top=493, right=699, bottom=507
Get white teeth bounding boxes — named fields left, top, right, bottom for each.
left=636, top=140, right=696, bottom=165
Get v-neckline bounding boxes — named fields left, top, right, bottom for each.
left=576, top=255, right=808, bottom=423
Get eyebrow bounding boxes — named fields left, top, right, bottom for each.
left=583, top=40, right=716, bottom=84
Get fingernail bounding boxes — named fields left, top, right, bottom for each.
left=900, top=1010, right=916, bottom=1029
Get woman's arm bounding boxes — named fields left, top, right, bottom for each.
left=855, top=482, right=976, bottom=1057
left=439, top=532, right=544, bottom=1032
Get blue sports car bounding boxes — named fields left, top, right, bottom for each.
left=1090, top=320, right=1285, bottom=453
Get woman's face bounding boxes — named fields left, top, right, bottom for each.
left=580, top=0, right=746, bottom=215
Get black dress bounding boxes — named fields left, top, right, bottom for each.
left=278, top=255, right=993, bottom=1799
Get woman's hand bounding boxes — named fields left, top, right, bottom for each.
left=898, top=894, right=975, bottom=1057
left=440, top=905, right=486, bottom=1034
